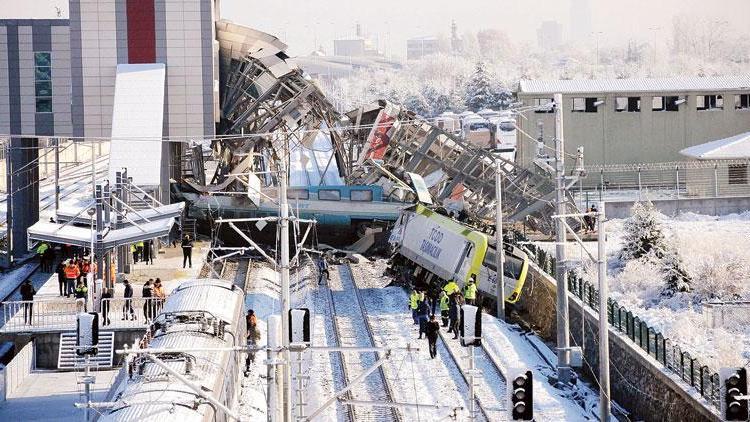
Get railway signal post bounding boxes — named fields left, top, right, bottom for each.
left=494, top=153, right=505, bottom=321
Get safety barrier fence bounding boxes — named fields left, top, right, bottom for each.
left=1, top=297, right=162, bottom=332
left=521, top=242, right=721, bottom=409
left=570, top=159, right=750, bottom=206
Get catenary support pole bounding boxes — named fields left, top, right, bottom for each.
left=553, top=93, right=572, bottom=384
left=268, top=315, right=281, bottom=422
left=597, top=201, right=611, bottom=422
left=279, top=135, right=292, bottom=422
left=54, top=138, right=60, bottom=212
left=494, top=157, right=505, bottom=321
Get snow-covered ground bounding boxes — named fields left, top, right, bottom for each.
left=572, top=210, right=750, bottom=368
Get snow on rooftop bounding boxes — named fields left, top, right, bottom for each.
left=519, top=74, right=750, bottom=95
left=0, top=1, right=68, bottom=20
left=680, top=131, right=750, bottom=159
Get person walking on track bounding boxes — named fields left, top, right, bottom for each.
left=426, top=314, right=441, bottom=359
left=448, top=293, right=461, bottom=339
left=409, top=289, right=421, bottom=325
left=417, top=299, right=430, bottom=339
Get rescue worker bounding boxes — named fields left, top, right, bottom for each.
left=427, top=284, right=440, bottom=316
left=409, top=289, right=420, bottom=325
left=20, top=279, right=36, bottom=325
left=426, top=314, right=441, bottom=359
left=464, top=276, right=478, bottom=306
left=417, top=299, right=430, bottom=339
left=439, top=290, right=450, bottom=327
left=80, top=259, right=91, bottom=286
left=74, top=280, right=88, bottom=312
left=64, top=260, right=80, bottom=297
left=36, top=242, right=49, bottom=272
left=131, top=244, right=138, bottom=263
left=443, top=279, right=460, bottom=296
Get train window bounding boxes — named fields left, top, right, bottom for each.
left=318, top=189, right=341, bottom=201
left=498, top=121, right=515, bottom=132
left=350, top=190, right=373, bottom=202
left=287, top=189, right=309, bottom=200
left=483, top=248, right=524, bottom=280
left=469, top=122, right=490, bottom=131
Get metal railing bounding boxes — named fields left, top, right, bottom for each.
left=1, top=297, right=163, bottom=332
left=571, top=159, right=750, bottom=206
left=519, top=239, right=722, bottom=409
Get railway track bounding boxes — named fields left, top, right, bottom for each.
left=325, top=264, right=401, bottom=422
left=436, top=316, right=509, bottom=421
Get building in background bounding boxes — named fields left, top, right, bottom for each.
left=537, top=21, right=563, bottom=50
left=517, top=75, right=750, bottom=168
left=407, top=36, right=439, bottom=61
left=333, top=23, right=381, bottom=57
left=569, top=0, right=592, bottom=43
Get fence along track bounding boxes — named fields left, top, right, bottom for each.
left=328, top=264, right=401, bottom=422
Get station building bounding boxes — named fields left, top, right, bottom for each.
left=516, top=76, right=750, bottom=167
left=0, top=0, right=222, bottom=263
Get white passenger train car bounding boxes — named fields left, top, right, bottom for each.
left=100, top=279, right=246, bottom=422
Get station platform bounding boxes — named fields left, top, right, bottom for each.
left=0, top=369, right=119, bottom=421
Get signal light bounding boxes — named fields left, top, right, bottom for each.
left=510, top=370, right=533, bottom=420
left=722, top=367, right=749, bottom=421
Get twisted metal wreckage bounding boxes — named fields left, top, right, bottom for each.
left=176, top=21, right=579, bottom=235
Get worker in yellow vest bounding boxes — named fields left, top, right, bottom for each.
left=464, top=276, right=478, bottom=306
left=439, top=290, right=450, bottom=327
left=443, top=280, right=459, bottom=296
left=409, top=289, right=421, bottom=325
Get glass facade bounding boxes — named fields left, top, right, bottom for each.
left=34, top=52, right=52, bottom=113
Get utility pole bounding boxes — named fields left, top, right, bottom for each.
left=597, top=201, right=611, bottom=421
left=95, top=185, right=104, bottom=281
left=279, top=135, right=292, bottom=422
left=554, top=93, right=572, bottom=384
left=468, top=345, right=476, bottom=421
left=494, top=156, right=505, bottom=321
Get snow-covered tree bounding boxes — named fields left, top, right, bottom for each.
left=403, top=92, right=431, bottom=117
left=620, top=202, right=667, bottom=261
left=660, top=248, right=692, bottom=296
left=465, top=61, right=495, bottom=112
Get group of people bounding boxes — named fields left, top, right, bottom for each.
left=131, top=240, right=155, bottom=265
left=56, top=257, right=95, bottom=310
left=409, top=276, right=479, bottom=359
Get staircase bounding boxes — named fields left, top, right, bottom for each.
left=57, top=331, right=115, bottom=369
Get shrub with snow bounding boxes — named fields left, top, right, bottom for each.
left=619, top=201, right=667, bottom=262
left=660, top=248, right=692, bottom=297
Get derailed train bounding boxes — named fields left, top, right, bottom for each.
left=100, top=280, right=246, bottom=422
left=389, top=204, right=529, bottom=306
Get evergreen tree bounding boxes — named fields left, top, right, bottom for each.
left=403, top=92, right=431, bottom=117
left=661, top=248, right=692, bottom=296
left=464, top=61, right=494, bottom=112
left=620, top=201, right=667, bottom=261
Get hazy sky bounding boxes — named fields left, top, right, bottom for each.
left=2, top=1, right=748, bottom=58
left=221, top=0, right=750, bottom=58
